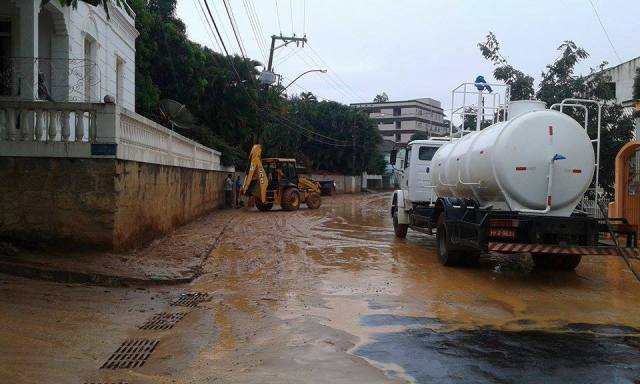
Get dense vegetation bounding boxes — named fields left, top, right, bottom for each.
left=479, top=33, right=636, bottom=193
left=127, top=0, right=384, bottom=174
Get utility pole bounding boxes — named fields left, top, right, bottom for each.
left=258, top=34, right=308, bottom=143
left=352, top=116, right=357, bottom=176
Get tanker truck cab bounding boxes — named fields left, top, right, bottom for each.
left=390, top=139, right=445, bottom=238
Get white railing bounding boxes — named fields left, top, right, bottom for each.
left=0, top=100, right=99, bottom=142
left=0, top=99, right=222, bottom=171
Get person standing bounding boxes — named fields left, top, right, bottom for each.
left=235, top=175, right=242, bottom=208
left=224, top=174, right=233, bottom=208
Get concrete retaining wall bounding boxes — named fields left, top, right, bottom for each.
left=0, top=157, right=227, bottom=251
left=306, top=174, right=362, bottom=194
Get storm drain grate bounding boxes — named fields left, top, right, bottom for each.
left=139, top=312, right=187, bottom=330
left=170, top=292, right=211, bottom=307
left=83, top=382, right=128, bottom=384
left=100, top=339, right=159, bottom=369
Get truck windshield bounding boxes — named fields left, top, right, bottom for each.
left=418, top=146, right=438, bottom=161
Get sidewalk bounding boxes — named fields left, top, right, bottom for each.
left=0, top=209, right=237, bottom=286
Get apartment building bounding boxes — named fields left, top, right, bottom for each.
left=352, top=97, right=447, bottom=144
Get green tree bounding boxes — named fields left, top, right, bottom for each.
left=478, top=32, right=535, bottom=101
left=373, top=92, right=389, bottom=103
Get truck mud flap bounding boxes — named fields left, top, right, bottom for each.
left=488, top=242, right=640, bottom=258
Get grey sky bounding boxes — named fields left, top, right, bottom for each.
left=176, top=0, right=638, bottom=113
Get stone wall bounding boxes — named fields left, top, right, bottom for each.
left=305, top=174, right=362, bottom=194
left=0, top=157, right=226, bottom=251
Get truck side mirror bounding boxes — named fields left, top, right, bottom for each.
left=389, top=149, right=397, bottom=165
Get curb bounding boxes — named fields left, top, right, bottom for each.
left=0, top=260, right=194, bottom=287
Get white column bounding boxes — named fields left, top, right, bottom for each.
left=17, top=0, right=39, bottom=100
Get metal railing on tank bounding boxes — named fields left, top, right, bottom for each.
left=448, top=81, right=511, bottom=140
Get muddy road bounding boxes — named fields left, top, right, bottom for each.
left=2, top=193, right=640, bottom=383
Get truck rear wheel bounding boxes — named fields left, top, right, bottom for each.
left=282, top=188, right=301, bottom=211
left=306, top=192, right=322, bottom=209
left=532, top=254, right=582, bottom=270
left=436, top=214, right=465, bottom=266
left=391, top=206, right=408, bottom=238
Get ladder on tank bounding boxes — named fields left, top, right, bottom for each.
left=448, top=82, right=511, bottom=139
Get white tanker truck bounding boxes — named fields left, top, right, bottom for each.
left=390, top=86, right=634, bottom=270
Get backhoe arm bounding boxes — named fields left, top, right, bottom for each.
left=240, top=144, right=268, bottom=203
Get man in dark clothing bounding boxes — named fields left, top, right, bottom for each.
left=224, top=174, right=233, bottom=208
left=235, top=175, right=242, bottom=207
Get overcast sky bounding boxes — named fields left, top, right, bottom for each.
left=176, top=0, right=638, bottom=113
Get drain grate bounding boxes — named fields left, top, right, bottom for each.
left=100, top=339, right=159, bottom=369
left=139, top=312, right=187, bottom=330
left=170, top=292, right=211, bottom=307
left=83, top=382, right=128, bottom=384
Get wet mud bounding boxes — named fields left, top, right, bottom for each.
left=2, top=192, right=640, bottom=383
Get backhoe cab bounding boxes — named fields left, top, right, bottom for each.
left=241, top=144, right=322, bottom=211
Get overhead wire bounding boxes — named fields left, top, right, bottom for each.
left=307, top=43, right=368, bottom=102
left=198, top=0, right=351, bottom=147
left=193, top=0, right=222, bottom=52
left=222, top=0, right=247, bottom=58
left=289, top=0, right=294, bottom=35
left=274, top=0, right=282, bottom=35
left=293, top=47, right=358, bottom=102
left=588, top=0, right=622, bottom=63
left=241, top=0, right=267, bottom=62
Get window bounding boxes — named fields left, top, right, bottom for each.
left=418, top=146, right=438, bottom=161
left=0, top=20, right=11, bottom=97
left=395, top=121, right=401, bottom=129
left=405, top=148, right=411, bottom=168
left=393, top=107, right=401, bottom=116
left=395, top=133, right=401, bottom=141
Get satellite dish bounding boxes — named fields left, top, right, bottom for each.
left=158, top=99, right=197, bottom=130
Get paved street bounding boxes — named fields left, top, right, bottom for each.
left=2, top=193, right=640, bottom=383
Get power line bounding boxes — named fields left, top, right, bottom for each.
left=193, top=0, right=222, bottom=52
left=274, top=0, right=282, bottom=35
left=242, top=0, right=268, bottom=63
left=222, top=0, right=247, bottom=58
left=197, top=4, right=350, bottom=147
left=307, top=43, right=368, bottom=102
left=588, top=0, right=622, bottom=63
left=289, top=0, right=294, bottom=35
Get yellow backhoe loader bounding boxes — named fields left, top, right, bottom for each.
left=240, top=144, right=322, bottom=211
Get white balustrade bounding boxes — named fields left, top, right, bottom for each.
left=0, top=100, right=98, bottom=142
left=0, top=100, right=222, bottom=171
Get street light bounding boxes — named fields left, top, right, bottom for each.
left=282, top=69, right=327, bottom=91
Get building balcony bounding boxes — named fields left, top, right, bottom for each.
left=0, top=98, right=222, bottom=171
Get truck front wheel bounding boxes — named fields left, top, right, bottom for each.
left=392, top=207, right=408, bottom=238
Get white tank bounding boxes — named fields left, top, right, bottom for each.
left=432, top=103, right=594, bottom=216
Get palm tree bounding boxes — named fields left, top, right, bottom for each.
left=300, top=92, right=318, bottom=103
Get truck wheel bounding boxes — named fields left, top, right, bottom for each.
left=436, top=214, right=464, bottom=266
left=392, top=207, right=408, bottom=238
left=532, top=254, right=581, bottom=270
left=256, top=201, right=273, bottom=211
left=306, top=192, right=322, bottom=209
left=282, top=188, right=301, bottom=211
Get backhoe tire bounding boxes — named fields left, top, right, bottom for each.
left=436, top=213, right=465, bottom=267
left=256, top=201, right=273, bottom=211
left=282, top=188, right=301, bottom=211
left=306, top=192, right=322, bottom=209
left=392, top=207, right=408, bottom=238
left=532, top=254, right=581, bottom=270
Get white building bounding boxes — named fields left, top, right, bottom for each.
left=0, top=0, right=137, bottom=109
left=593, top=56, right=640, bottom=137
left=352, top=98, right=447, bottom=144
left=0, top=0, right=223, bottom=172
